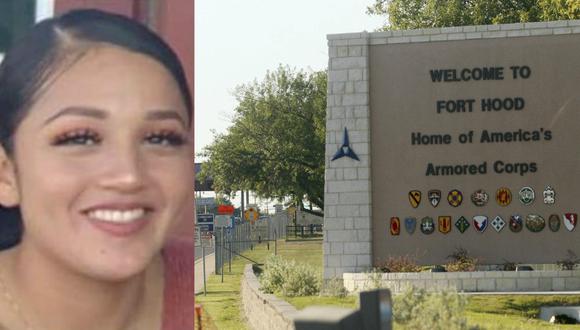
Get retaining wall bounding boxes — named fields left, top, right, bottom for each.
left=344, top=270, right=580, bottom=293
left=240, top=264, right=297, bottom=330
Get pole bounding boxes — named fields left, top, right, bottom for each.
left=241, top=189, right=245, bottom=221
left=220, top=227, right=224, bottom=283
left=202, top=244, right=207, bottom=295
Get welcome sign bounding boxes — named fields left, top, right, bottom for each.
left=370, top=34, right=580, bottom=265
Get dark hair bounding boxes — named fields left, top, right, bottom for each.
left=0, top=9, right=192, bottom=250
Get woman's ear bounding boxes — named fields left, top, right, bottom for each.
left=0, top=146, right=19, bottom=207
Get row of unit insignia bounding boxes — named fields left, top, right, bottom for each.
left=389, top=213, right=577, bottom=235
left=408, top=186, right=555, bottom=208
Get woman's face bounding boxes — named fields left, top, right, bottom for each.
left=6, top=46, right=192, bottom=280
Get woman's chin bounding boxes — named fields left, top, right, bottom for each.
left=76, top=253, right=156, bottom=282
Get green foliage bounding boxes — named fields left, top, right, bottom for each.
left=497, top=259, right=517, bottom=271
left=199, top=66, right=326, bottom=209
left=446, top=247, right=479, bottom=272
left=363, top=267, right=384, bottom=290
left=379, top=254, right=422, bottom=273
left=366, top=0, right=580, bottom=30
left=556, top=249, right=580, bottom=270
left=394, top=285, right=469, bottom=330
left=259, top=255, right=320, bottom=297
left=320, top=277, right=348, bottom=298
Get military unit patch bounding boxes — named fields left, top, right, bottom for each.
left=390, top=217, right=400, bottom=235
left=548, top=214, right=560, bottom=232
left=409, top=190, right=421, bottom=208
left=543, top=186, right=555, bottom=205
left=471, top=189, right=489, bottom=207
left=525, top=214, right=545, bottom=232
left=428, top=190, right=442, bottom=207
left=420, top=217, right=435, bottom=235
left=509, top=215, right=524, bottom=232
left=438, top=216, right=452, bottom=234
left=473, top=215, right=488, bottom=233
left=447, top=189, right=463, bottom=207
left=405, top=217, right=417, bottom=234
left=455, top=216, right=470, bottom=233
left=495, top=187, right=512, bottom=206
left=491, top=215, right=506, bottom=232
left=518, top=187, right=535, bottom=205
left=563, top=213, right=577, bottom=231
left=400, top=187, right=571, bottom=236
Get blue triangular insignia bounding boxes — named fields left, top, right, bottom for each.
left=332, top=127, right=359, bottom=161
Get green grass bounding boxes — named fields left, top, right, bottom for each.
left=284, top=295, right=358, bottom=310
left=466, top=295, right=580, bottom=329
left=197, top=239, right=580, bottom=329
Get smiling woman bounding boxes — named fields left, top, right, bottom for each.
left=0, top=9, right=193, bottom=330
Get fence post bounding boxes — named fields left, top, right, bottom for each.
left=214, top=230, right=219, bottom=275
left=202, top=244, right=207, bottom=296
left=220, top=227, right=224, bottom=283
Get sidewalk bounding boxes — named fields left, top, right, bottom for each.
left=195, top=253, right=215, bottom=294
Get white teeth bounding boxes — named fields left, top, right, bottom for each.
left=87, top=209, right=145, bottom=223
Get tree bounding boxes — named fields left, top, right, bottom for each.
left=199, top=66, right=326, bottom=210
left=367, top=0, right=580, bottom=30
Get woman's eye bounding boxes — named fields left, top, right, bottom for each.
left=52, top=130, right=101, bottom=146
left=145, top=131, right=186, bottom=147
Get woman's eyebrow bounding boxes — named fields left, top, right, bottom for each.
left=145, top=110, right=187, bottom=128
left=43, top=106, right=107, bottom=126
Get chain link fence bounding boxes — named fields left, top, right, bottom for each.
left=213, top=213, right=290, bottom=277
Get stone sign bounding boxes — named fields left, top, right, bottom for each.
left=324, top=21, right=580, bottom=278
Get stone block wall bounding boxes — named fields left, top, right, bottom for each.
left=240, top=264, right=297, bottom=330
left=343, top=269, right=580, bottom=294
left=324, top=32, right=373, bottom=279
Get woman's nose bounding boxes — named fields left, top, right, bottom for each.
left=98, top=149, right=146, bottom=193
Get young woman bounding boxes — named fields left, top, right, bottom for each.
left=0, top=9, right=193, bottom=330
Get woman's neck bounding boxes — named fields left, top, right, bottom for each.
left=0, top=244, right=163, bottom=330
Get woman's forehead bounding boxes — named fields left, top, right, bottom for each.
left=24, top=46, right=188, bottom=123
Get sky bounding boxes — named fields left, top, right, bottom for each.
left=194, top=0, right=387, bottom=157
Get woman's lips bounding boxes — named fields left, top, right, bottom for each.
left=83, top=206, right=153, bottom=237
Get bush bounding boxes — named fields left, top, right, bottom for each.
left=556, top=250, right=580, bottom=271
left=445, top=247, right=479, bottom=272
left=259, top=255, right=320, bottom=297
left=363, top=268, right=384, bottom=290
left=379, top=254, right=422, bottom=273
left=258, top=255, right=287, bottom=294
left=320, top=277, right=348, bottom=298
left=496, top=259, right=517, bottom=271
left=394, top=285, right=469, bottom=330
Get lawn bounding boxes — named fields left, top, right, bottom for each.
left=196, top=238, right=580, bottom=329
